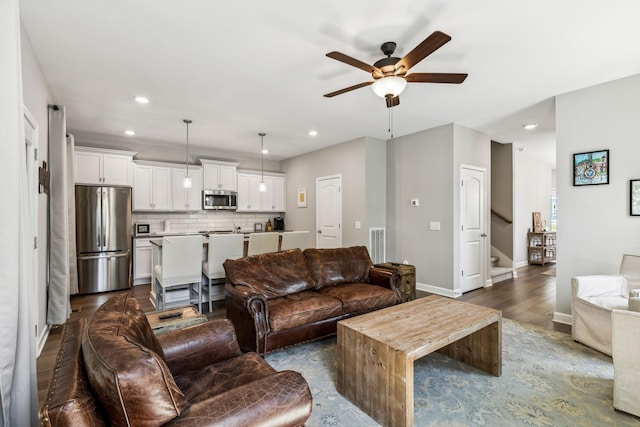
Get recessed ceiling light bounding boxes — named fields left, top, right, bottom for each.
left=261, top=148, right=269, bottom=154
left=523, top=123, right=538, bottom=130
left=124, top=130, right=135, bottom=136
left=308, top=130, right=318, bottom=137
left=134, top=96, right=149, bottom=104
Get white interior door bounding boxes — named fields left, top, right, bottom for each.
left=460, top=165, right=486, bottom=293
left=23, top=107, right=39, bottom=342
left=316, top=175, right=342, bottom=248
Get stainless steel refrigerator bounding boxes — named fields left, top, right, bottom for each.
left=75, top=185, right=132, bottom=294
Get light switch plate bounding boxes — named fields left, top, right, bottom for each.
left=355, top=221, right=361, bottom=229
left=410, top=199, right=420, bottom=207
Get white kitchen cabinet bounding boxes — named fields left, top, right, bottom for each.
left=236, top=173, right=262, bottom=211
left=133, top=163, right=172, bottom=211
left=201, top=160, right=238, bottom=191
left=172, top=167, right=202, bottom=211
left=75, top=147, right=135, bottom=186
left=133, top=238, right=152, bottom=285
left=237, top=171, right=286, bottom=212
left=263, top=175, right=286, bottom=212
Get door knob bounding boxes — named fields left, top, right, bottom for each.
left=481, top=233, right=487, bottom=237
left=317, top=230, right=322, bottom=234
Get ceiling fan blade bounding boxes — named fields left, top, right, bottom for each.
left=404, top=73, right=468, bottom=84
left=395, top=31, right=451, bottom=73
left=386, top=96, right=400, bottom=108
left=323, top=81, right=373, bottom=98
left=326, top=51, right=381, bottom=75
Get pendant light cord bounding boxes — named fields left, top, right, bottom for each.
left=388, top=108, right=394, bottom=138
left=184, top=119, right=192, bottom=176
left=259, top=132, right=266, bottom=182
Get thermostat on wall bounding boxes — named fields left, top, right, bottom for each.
left=410, top=199, right=420, bottom=207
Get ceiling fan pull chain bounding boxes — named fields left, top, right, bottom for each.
left=388, top=107, right=394, bottom=138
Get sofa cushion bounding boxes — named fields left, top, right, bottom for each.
left=583, top=295, right=629, bottom=311
left=174, top=352, right=277, bottom=403
left=304, top=246, right=373, bottom=289
left=82, top=293, right=188, bottom=426
left=268, top=291, right=343, bottom=332
left=224, top=249, right=316, bottom=299
left=318, top=283, right=397, bottom=313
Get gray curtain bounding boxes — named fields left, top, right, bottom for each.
left=47, top=106, right=72, bottom=324
left=67, top=134, right=78, bottom=294
left=0, top=0, right=39, bottom=424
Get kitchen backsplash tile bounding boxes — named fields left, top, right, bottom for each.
left=132, top=212, right=282, bottom=234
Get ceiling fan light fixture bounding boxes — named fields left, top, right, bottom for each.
left=372, top=76, right=407, bottom=99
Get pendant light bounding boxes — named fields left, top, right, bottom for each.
left=183, top=119, right=192, bottom=188
left=259, top=133, right=267, bottom=192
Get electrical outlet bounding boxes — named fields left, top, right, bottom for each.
left=429, top=221, right=441, bottom=231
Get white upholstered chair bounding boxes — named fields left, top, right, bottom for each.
left=612, top=309, right=640, bottom=417
left=279, top=231, right=310, bottom=251
left=154, top=235, right=203, bottom=312
left=247, top=232, right=279, bottom=256
left=203, top=233, right=244, bottom=311
left=571, top=254, right=640, bottom=355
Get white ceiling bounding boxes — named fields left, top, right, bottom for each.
left=19, top=1, right=640, bottom=166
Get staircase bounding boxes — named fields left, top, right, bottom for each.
left=490, top=256, right=514, bottom=284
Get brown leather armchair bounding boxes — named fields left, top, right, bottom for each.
left=40, top=293, right=312, bottom=426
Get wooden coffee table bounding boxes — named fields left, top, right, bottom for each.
left=337, top=295, right=501, bottom=427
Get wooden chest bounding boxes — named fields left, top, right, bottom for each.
left=374, top=262, right=416, bottom=302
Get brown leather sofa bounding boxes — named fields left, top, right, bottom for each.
left=40, top=293, right=312, bottom=427
left=224, top=246, right=409, bottom=354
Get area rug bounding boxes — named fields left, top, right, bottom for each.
left=264, top=319, right=640, bottom=426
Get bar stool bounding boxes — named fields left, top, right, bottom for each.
left=247, top=232, right=279, bottom=256
left=154, top=235, right=203, bottom=312
left=203, top=233, right=244, bottom=312
left=279, top=231, right=310, bottom=251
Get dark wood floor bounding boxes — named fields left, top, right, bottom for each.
left=36, top=263, right=567, bottom=406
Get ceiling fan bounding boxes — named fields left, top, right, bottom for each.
left=324, top=31, right=467, bottom=108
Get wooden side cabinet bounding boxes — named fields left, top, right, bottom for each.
left=527, top=231, right=556, bottom=266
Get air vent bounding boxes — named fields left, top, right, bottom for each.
left=368, top=227, right=386, bottom=264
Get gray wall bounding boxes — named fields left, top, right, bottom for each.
left=555, top=73, right=640, bottom=319
left=21, top=25, right=53, bottom=344
left=387, top=123, right=490, bottom=295
left=491, top=142, right=514, bottom=263
left=280, top=136, right=386, bottom=248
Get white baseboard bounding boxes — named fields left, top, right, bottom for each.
left=416, top=282, right=461, bottom=298
left=553, top=312, right=572, bottom=326
left=484, top=279, right=493, bottom=287
left=515, top=260, right=529, bottom=269
left=37, top=324, right=51, bottom=357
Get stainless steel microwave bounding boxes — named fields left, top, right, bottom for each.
left=203, top=190, right=237, bottom=210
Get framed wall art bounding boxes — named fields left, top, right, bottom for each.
left=297, top=188, right=307, bottom=208
left=631, top=180, right=640, bottom=216
left=573, top=149, right=609, bottom=186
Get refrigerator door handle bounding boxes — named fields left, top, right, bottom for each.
left=101, top=187, right=108, bottom=249
left=95, top=187, right=103, bottom=249
left=77, top=251, right=129, bottom=261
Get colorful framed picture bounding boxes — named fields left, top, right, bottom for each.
left=573, top=150, right=609, bottom=186
left=297, top=188, right=307, bottom=208
left=631, top=180, right=640, bottom=216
